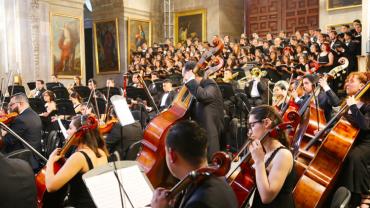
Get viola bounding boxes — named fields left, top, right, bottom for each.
left=136, top=37, right=224, bottom=188
left=227, top=112, right=300, bottom=207
left=35, top=116, right=98, bottom=208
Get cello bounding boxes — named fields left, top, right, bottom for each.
left=293, top=81, right=370, bottom=208
left=136, top=37, right=224, bottom=188
left=35, top=116, right=98, bottom=208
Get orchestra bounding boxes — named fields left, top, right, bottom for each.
left=0, top=18, right=368, bottom=208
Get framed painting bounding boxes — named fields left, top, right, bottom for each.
left=50, top=13, right=83, bottom=78
left=174, top=9, right=206, bottom=44
left=128, top=18, right=151, bottom=62
left=93, top=18, right=120, bottom=74
left=327, top=0, right=361, bottom=11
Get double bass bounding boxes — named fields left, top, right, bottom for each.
left=136, top=37, right=224, bottom=188
left=293, top=81, right=370, bottom=208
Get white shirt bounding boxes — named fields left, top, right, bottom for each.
left=250, top=80, right=260, bottom=98
left=160, top=92, right=169, bottom=107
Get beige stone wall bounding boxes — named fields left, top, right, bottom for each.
left=219, top=0, right=244, bottom=40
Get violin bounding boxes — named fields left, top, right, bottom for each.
left=0, top=112, right=18, bottom=124
left=35, top=116, right=98, bottom=208
left=98, top=118, right=118, bottom=135
left=165, top=152, right=231, bottom=200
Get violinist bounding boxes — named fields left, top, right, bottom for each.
left=80, top=102, right=94, bottom=116
left=45, top=115, right=108, bottom=207
left=40, top=90, right=58, bottom=131
left=0, top=93, right=42, bottom=171
left=73, top=76, right=82, bottom=87
left=87, top=79, right=105, bottom=99
left=272, top=80, right=289, bottom=110
left=338, top=72, right=370, bottom=208
left=51, top=74, right=64, bottom=88
left=29, top=79, right=46, bottom=99
left=247, top=105, right=295, bottom=207
left=292, top=74, right=340, bottom=121
left=105, top=108, right=142, bottom=159
left=151, top=120, right=238, bottom=208
left=70, top=91, right=83, bottom=114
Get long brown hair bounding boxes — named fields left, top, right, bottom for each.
left=249, top=105, right=290, bottom=148
left=71, top=115, right=108, bottom=157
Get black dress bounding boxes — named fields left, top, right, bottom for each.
left=339, top=103, right=370, bottom=194
left=317, top=53, right=332, bottom=74
left=67, top=151, right=96, bottom=208
left=252, top=146, right=296, bottom=208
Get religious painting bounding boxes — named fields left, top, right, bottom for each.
left=327, top=0, right=361, bottom=11
left=128, top=18, right=151, bottom=61
left=93, top=18, right=120, bottom=74
left=50, top=13, right=83, bottom=78
left=174, top=9, right=206, bottom=44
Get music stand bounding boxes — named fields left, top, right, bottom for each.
left=73, top=86, right=91, bottom=99
left=218, top=83, right=235, bottom=100
left=55, top=99, right=75, bottom=116
left=92, top=97, right=106, bottom=116
left=7, top=85, right=26, bottom=96
left=50, top=86, right=69, bottom=100
left=27, top=82, right=36, bottom=91
left=46, top=82, right=61, bottom=90
left=28, top=98, right=46, bottom=114
left=126, top=87, right=148, bottom=101
left=98, top=87, right=121, bottom=101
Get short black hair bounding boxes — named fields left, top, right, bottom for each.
left=163, top=79, right=172, bottom=84
left=36, top=80, right=44, bottom=84
left=184, top=61, right=197, bottom=72
left=88, top=79, right=97, bottom=85
left=166, top=120, right=207, bottom=166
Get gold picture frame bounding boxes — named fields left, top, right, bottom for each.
left=174, top=9, right=207, bottom=44
left=127, top=18, right=152, bottom=63
left=93, top=18, right=121, bottom=74
left=326, top=22, right=353, bottom=32
left=50, top=13, right=84, bottom=79
left=326, top=0, right=361, bottom=11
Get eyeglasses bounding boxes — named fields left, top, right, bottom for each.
left=247, top=120, right=262, bottom=130
left=9, top=102, right=20, bottom=107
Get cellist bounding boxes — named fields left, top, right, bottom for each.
left=291, top=74, right=340, bottom=121
left=337, top=72, right=370, bottom=208
left=45, top=115, right=108, bottom=207
left=247, top=105, right=295, bottom=207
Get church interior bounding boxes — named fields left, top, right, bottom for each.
left=0, top=0, right=369, bottom=208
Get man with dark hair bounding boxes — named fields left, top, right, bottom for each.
left=151, top=120, right=238, bottom=208
left=30, top=80, right=46, bottom=99
left=0, top=93, right=42, bottom=171
left=159, top=79, right=176, bottom=111
left=87, top=78, right=105, bottom=99
left=183, top=61, right=224, bottom=159
left=0, top=152, right=37, bottom=207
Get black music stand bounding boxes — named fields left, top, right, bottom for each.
left=50, top=86, right=69, bottom=100
left=55, top=99, right=75, bottom=116
left=27, top=82, right=36, bottom=91
left=92, top=97, right=106, bottom=116
left=73, top=86, right=91, bottom=99
left=218, top=83, right=235, bottom=100
left=46, top=82, right=62, bottom=90
left=98, top=87, right=121, bottom=101
left=29, top=98, right=46, bottom=114
left=7, top=85, right=26, bottom=96
left=126, top=87, right=149, bottom=101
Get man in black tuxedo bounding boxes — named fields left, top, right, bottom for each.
left=105, top=109, right=143, bottom=160
left=32, top=79, right=46, bottom=99
left=151, top=120, right=238, bottom=208
left=159, top=79, right=176, bottom=111
left=183, top=61, right=224, bottom=160
left=0, top=93, right=42, bottom=171
left=0, top=153, right=37, bottom=208
left=244, top=75, right=268, bottom=108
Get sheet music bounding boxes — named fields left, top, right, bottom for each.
left=84, top=164, right=153, bottom=208
left=110, top=95, right=135, bottom=127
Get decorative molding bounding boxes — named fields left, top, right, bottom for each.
left=30, top=0, right=40, bottom=78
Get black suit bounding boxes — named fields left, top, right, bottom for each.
left=0, top=153, right=37, bottom=208
left=297, top=89, right=340, bottom=121
left=245, top=78, right=268, bottom=107
left=343, top=40, right=361, bottom=73
left=34, top=87, right=46, bottom=99
left=186, top=79, right=224, bottom=159
left=175, top=176, right=238, bottom=208
left=159, top=90, right=176, bottom=110
left=2, top=107, right=42, bottom=170
left=105, top=121, right=143, bottom=159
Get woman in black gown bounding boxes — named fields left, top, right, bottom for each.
left=339, top=72, right=370, bottom=208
